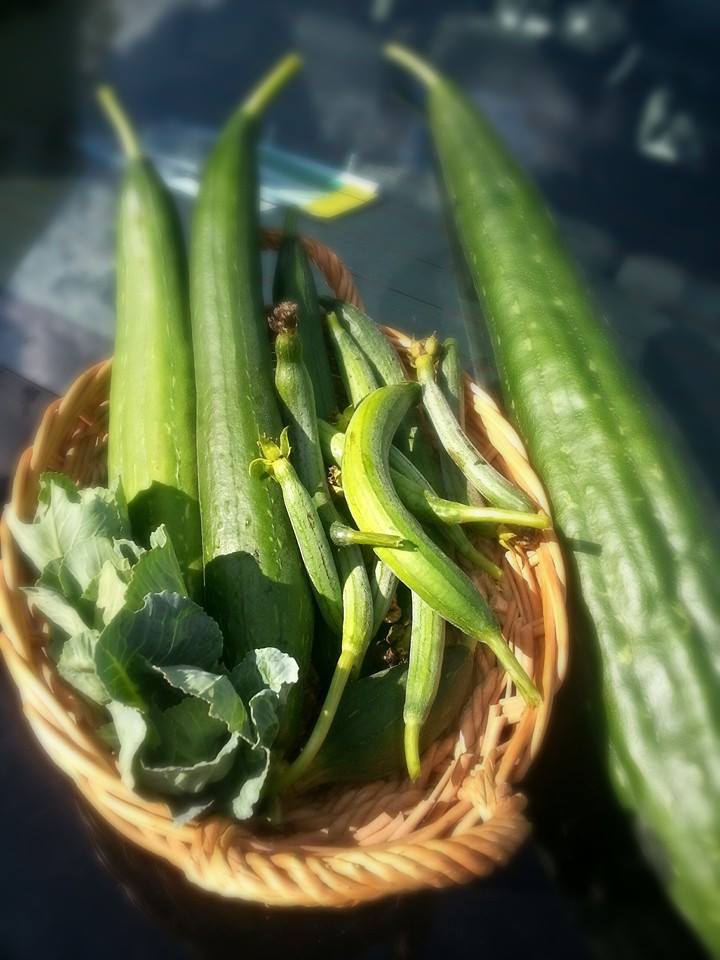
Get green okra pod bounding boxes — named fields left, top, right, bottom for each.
left=404, top=593, right=446, bottom=780
left=250, top=430, right=342, bottom=636
left=342, top=383, right=540, bottom=705
left=320, top=310, right=402, bottom=622
left=412, top=337, right=535, bottom=512
left=272, top=210, right=336, bottom=420
left=324, top=309, right=377, bottom=406
left=437, top=337, right=473, bottom=506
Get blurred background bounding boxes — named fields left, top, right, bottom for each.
left=0, top=1, right=718, bottom=957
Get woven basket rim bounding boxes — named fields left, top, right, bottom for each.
left=0, top=229, right=568, bottom=908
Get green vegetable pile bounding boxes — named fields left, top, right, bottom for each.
left=6, top=54, right=548, bottom=823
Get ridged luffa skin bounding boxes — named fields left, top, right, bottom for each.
left=189, top=57, right=312, bottom=739
left=387, top=44, right=720, bottom=954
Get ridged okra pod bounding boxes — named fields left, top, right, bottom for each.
left=342, top=383, right=540, bottom=705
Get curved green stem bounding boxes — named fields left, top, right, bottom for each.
left=330, top=522, right=411, bottom=550
left=280, top=649, right=354, bottom=789
left=384, top=43, right=441, bottom=90
left=243, top=53, right=302, bottom=119
left=96, top=85, right=141, bottom=160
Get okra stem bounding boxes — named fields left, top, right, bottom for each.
left=281, top=649, right=355, bottom=789
left=391, top=471, right=549, bottom=529
left=385, top=43, right=441, bottom=88
left=330, top=522, right=412, bottom=550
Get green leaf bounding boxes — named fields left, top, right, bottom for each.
left=113, top=539, right=146, bottom=564
left=138, top=736, right=239, bottom=798
left=92, top=561, right=131, bottom=626
left=56, top=629, right=108, bottom=705
left=137, top=699, right=238, bottom=798
left=124, top=525, right=187, bottom=610
left=24, top=585, right=89, bottom=638
left=228, top=742, right=273, bottom=821
left=36, top=471, right=79, bottom=511
left=155, top=665, right=250, bottom=737
left=231, top=647, right=299, bottom=705
left=222, top=648, right=300, bottom=820
left=247, top=688, right=280, bottom=747
left=61, top=537, right=120, bottom=598
left=146, top=698, right=227, bottom=767
left=107, top=701, right=148, bottom=790
left=170, top=799, right=215, bottom=825
left=5, top=475, right=129, bottom=575
left=37, top=557, right=64, bottom=592
left=95, top=592, right=223, bottom=708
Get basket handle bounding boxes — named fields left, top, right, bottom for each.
left=261, top=227, right=364, bottom=310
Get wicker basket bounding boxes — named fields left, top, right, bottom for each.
left=0, top=230, right=568, bottom=908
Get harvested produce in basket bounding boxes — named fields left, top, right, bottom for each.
left=341, top=381, right=540, bottom=706
left=272, top=211, right=336, bottom=420
left=189, top=53, right=313, bottom=722
left=97, top=87, right=202, bottom=600
left=3, top=51, right=562, bottom=850
left=387, top=42, right=720, bottom=954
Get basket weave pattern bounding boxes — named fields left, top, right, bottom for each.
left=0, top=231, right=567, bottom=907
